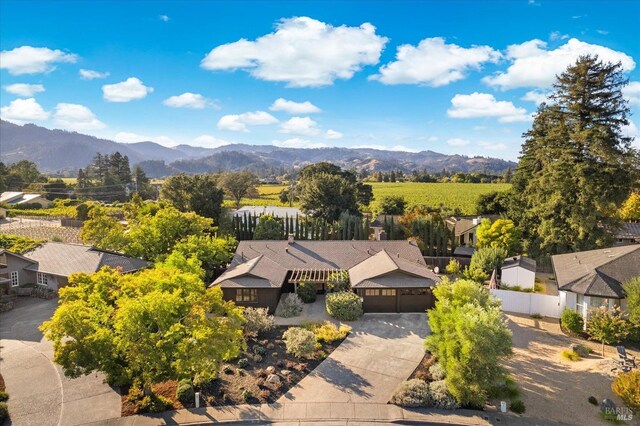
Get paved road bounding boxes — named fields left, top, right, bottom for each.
left=279, top=313, right=430, bottom=404
left=0, top=297, right=121, bottom=426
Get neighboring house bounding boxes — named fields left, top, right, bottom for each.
left=0, top=191, right=52, bottom=208
left=501, top=256, right=537, bottom=289
left=552, top=245, right=640, bottom=323
left=614, top=222, right=640, bottom=246
left=445, top=215, right=499, bottom=247
left=233, top=206, right=305, bottom=219
left=370, top=214, right=402, bottom=240
left=211, top=238, right=440, bottom=314
left=0, top=242, right=150, bottom=293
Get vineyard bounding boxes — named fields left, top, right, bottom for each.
left=224, top=182, right=510, bottom=215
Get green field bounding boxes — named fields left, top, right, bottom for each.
left=226, top=182, right=510, bottom=215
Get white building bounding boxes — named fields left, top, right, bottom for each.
left=0, top=191, right=52, bottom=208
left=552, top=245, right=638, bottom=324
left=501, top=256, right=537, bottom=289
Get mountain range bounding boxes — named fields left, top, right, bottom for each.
left=0, top=120, right=517, bottom=177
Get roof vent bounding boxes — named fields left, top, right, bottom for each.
left=241, top=251, right=245, bottom=261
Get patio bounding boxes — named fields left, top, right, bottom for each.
left=274, top=294, right=338, bottom=326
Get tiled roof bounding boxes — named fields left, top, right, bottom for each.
left=22, top=242, right=150, bottom=276
left=551, top=245, right=640, bottom=298
left=502, top=256, right=537, bottom=273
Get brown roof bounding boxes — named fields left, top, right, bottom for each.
left=212, top=240, right=438, bottom=289
left=22, top=242, right=150, bottom=276
left=551, top=245, right=640, bottom=298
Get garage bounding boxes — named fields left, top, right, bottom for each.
left=360, top=288, right=397, bottom=313
left=399, top=288, right=435, bottom=312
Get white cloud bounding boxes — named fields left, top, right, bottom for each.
left=623, top=82, right=640, bottom=106
left=370, top=37, right=500, bottom=86
left=352, top=144, right=419, bottom=152
left=521, top=90, right=551, bottom=105
left=447, top=138, right=471, bottom=146
left=325, top=129, right=343, bottom=139
left=597, top=29, right=609, bottom=35
left=201, top=16, right=387, bottom=87
left=623, top=121, right=639, bottom=148
left=4, top=83, right=45, bottom=97
left=79, top=69, right=110, bottom=80
left=163, top=92, right=216, bottom=109
left=53, top=103, right=106, bottom=131
left=279, top=116, right=320, bottom=136
left=192, top=134, right=234, bottom=148
left=269, top=98, right=321, bottom=114
left=114, top=131, right=176, bottom=146
left=549, top=31, right=569, bottom=41
left=447, top=92, right=532, bottom=123
left=272, top=138, right=327, bottom=149
left=102, top=77, right=154, bottom=102
left=0, top=46, right=77, bottom=75
left=0, top=98, right=50, bottom=123
left=484, top=38, right=636, bottom=90
left=478, top=141, right=508, bottom=151
left=217, top=111, right=278, bottom=132
left=159, top=15, right=170, bottom=22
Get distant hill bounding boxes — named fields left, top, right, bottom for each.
left=0, top=120, right=517, bottom=176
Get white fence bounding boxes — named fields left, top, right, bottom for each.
left=490, top=289, right=561, bottom=318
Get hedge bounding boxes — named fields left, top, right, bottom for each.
left=326, top=291, right=363, bottom=321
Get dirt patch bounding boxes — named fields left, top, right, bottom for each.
left=406, top=352, right=437, bottom=382
left=121, top=325, right=345, bottom=416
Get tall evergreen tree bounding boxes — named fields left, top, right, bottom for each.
left=510, top=55, right=638, bottom=256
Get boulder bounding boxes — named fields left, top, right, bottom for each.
left=266, top=366, right=276, bottom=374
left=266, top=374, right=281, bottom=384
left=280, top=369, right=292, bottom=377
left=570, top=343, right=590, bottom=358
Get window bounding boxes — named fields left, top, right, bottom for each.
left=37, top=272, right=48, bottom=286
left=235, top=288, right=257, bottom=302
left=381, top=289, right=396, bottom=296
left=10, top=271, right=19, bottom=287
left=401, top=288, right=428, bottom=296
left=576, top=294, right=585, bottom=314
left=365, top=289, right=380, bottom=296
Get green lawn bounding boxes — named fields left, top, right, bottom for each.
left=225, top=182, right=510, bottom=215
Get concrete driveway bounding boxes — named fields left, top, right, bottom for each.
left=279, top=313, right=430, bottom=404
left=0, top=297, right=121, bottom=425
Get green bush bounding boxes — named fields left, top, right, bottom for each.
left=283, top=327, right=317, bottom=358
left=0, top=402, right=7, bottom=422
left=242, top=389, right=253, bottom=401
left=302, top=321, right=350, bottom=343
left=327, top=271, right=350, bottom=292
left=237, top=358, right=249, bottom=368
left=253, top=345, right=266, bottom=355
left=139, top=394, right=173, bottom=413
left=296, top=281, right=317, bottom=303
left=390, top=379, right=431, bottom=407
left=0, top=391, right=7, bottom=402
left=176, top=379, right=195, bottom=405
left=509, top=399, right=526, bottom=414
left=243, top=307, right=275, bottom=336
left=561, top=349, right=580, bottom=362
left=445, top=259, right=461, bottom=275
left=612, top=370, right=640, bottom=414
left=428, top=380, right=460, bottom=409
left=429, top=363, right=446, bottom=381
left=326, top=291, right=363, bottom=321
left=561, top=309, right=584, bottom=334
left=276, top=293, right=304, bottom=318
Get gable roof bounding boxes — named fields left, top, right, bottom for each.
left=212, top=240, right=439, bottom=289
left=617, top=222, right=640, bottom=240
left=502, top=256, right=537, bottom=273
left=348, top=249, right=439, bottom=288
left=21, top=242, right=150, bottom=277
left=551, top=245, right=640, bottom=298
left=0, top=191, right=49, bottom=205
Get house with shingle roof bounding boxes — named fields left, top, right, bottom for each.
left=552, top=245, right=640, bottom=323
left=211, top=238, right=440, bottom=313
left=0, top=242, right=150, bottom=293
left=615, top=222, right=640, bottom=246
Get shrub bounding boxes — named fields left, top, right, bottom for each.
left=491, top=377, right=520, bottom=400
left=0, top=391, right=7, bottom=402
left=140, top=394, right=173, bottom=413
left=242, top=389, right=253, bottom=402
left=237, top=358, right=249, bottom=368
left=176, top=379, right=195, bottom=405
left=276, top=293, right=304, bottom=318
left=561, top=309, right=584, bottom=335
left=561, top=349, right=580, bottom=362
left=390, top=379, right=432, bottom=407
left=509, top=399, right=526, bottom=414
left=283, top=327, right=317, bottom=358
left=470, top=246, right=507, bottom=275
left=296, top=281, right=317, bottom=303
left=303, top=321, right=351, bottom=343
left=0, top=402, right=7, bottom=422
left=462, top=266, right=488, bottom=283
left=327, top=271, right=350, bottom=293
left=429, top=363, right=446, bottom=381
left=266, top=342, right=275, bottom=349
left=253, top=345, right=266, bottom=355
left=253, top=354, right=263, bottom=363
left=428, top=380, right=459, bottom=409
left=612, top=370, right=640, bottom=414
left=243, top=307, right=275, bottom=336
left=587, top=306, right=630, bottom=356
left=326, top=291, right=363, bottom=321
left=530, top=313, right=543, bottom=319
left=445, top=259, right=461, bottom=275
left=222, top=365, right=234, bottom=374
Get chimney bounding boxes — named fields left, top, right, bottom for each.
left=287, top=234, right=294, bottom=244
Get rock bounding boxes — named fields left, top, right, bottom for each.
left=280, top=369, right=292, bottom=377
left=570, top=343, right=589, bottom=358
left=266, top=366, right=276, bottom=374
left=600, top=398, right=616, bottom=414
left=266, top=374, right=281, bottom=384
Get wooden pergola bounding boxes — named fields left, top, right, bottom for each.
left=289, top=268, right=346, bottom=284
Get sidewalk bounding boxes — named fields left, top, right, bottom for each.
left=96, top=402, right=500, bottom=425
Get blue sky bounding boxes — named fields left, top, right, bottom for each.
left=1, top=0, right=639, bottom=161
